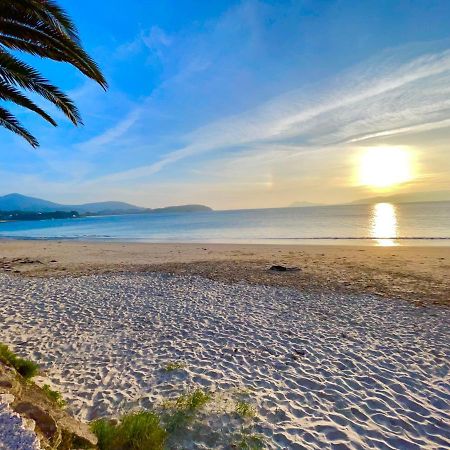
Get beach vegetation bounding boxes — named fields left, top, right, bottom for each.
left=42, top=384, right=66, bottom=407
left=164, top=388, right=212, bottom=432
left=92, top=389, right=212, bottom=448
left=91, top=388, right=271, bottom=449
left=92, top=411, right=166, bottom=450
left=0, top=0, right=107, bottom=147
left=0, top=343, right=39, bottom=379
left=233, top=427, right=265, bottom=449
left=163, top=361, right=186, bottom=372
left=236, top=400, right=256, bottom=418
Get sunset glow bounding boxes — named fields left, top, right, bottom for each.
left=358, top=147, right=414, bottom=189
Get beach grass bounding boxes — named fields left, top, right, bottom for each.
left=92, top=389, right=212, bottom=449
left=41, top=384, right=66, bottom=408
left=92, top=411, right=166, bottom=450
left=163, top=361, right=186, bottom=372
left=235, top=400, right=256, bottom=419
left=0, top=343, right=39, bottom=379
left=234, top=427, right=266, bottom=449
left=164, top=388, right=212, bottom=432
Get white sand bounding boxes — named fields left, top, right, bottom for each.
left=0, top=272, right=449, bottom=449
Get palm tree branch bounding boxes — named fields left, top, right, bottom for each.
left=0, top=49, right=82, bottom=125
left=0, top=19, right=107, bottom=88
left=0, top=81, right=57, bottom=126
left=0, top=104, right=38, bottom=147
left=0, top=0, right=79, bottom=42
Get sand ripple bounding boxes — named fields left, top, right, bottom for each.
left=0, top=273, right=449, bottom=449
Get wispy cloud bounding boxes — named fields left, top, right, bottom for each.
left=76, top=108, right=142, bottom=153
left=91, top=45, right=450, bottom=184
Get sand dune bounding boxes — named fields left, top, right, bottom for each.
left=0, top=272, right=449, bottom=448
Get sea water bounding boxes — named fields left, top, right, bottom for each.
left=0, top=202, right=448, bottom=246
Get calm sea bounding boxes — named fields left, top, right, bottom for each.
left=0, top=202, right=449, bottom=246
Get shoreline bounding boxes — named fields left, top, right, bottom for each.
left=0, top=239, right=449, bottom=306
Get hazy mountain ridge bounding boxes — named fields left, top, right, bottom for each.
left=352, top=190, right=450, bottom=205
left=0, top=194, right=212, bottom=215
left=289, top=201, right=324, bottom=208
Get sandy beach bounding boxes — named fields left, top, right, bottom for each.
left=0, top=240, right=449, bottom=448
left=0, top=240, right=449, bottom=305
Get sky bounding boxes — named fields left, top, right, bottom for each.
left=1, top=0, right=450, bottom=210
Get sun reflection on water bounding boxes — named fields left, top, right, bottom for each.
left=371, top=203, right=398, bottom=246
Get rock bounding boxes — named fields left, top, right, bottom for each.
left=269, top=265, right=301, bottom=272
left=0, top=393, right=15, bottom=404
left=58, top=415, right=98, bottom=448
left=0, top=380, right=13, bottom=390
left=14, top=402, right=58, bottom=440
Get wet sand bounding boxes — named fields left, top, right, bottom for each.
left=0, top=240, right=449, bottom=306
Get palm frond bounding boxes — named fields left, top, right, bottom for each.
left=0, top=50, right=82, bottom=125
left=0, top=81, right=56, bottom=125
left=0, top=105, right=38, bottom=147
left=0, top=16, right=107, bottom=88
left=0, top=0, right=107, bottom=146
left=0, top=0, right=79, bottom=42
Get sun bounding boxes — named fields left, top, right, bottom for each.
left=358, top=146, right=414, bottom=188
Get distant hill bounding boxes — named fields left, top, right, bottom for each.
left=0, top=194, right=212, bottom=215
left=352, top=190, right=450, bottom=205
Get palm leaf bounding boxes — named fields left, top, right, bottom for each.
left=0, top=105, right=38, bottom=147
left=0, top=17, right=107, bottom=88
left=0, top=50, right=82, bottom=125
left=0, top=81, right=56, bottom=125
left=0, top=0, right=79, bottom=42
left=0, top=0, right=107, bottom=146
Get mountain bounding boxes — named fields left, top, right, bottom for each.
left=0, top=194, right=212, bottom=215
left=352, top=190, right=450, bottom=205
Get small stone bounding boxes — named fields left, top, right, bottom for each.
left=0, top=393, right=15, bottom=404
left=0, top=380, right=13, bottom=389
left=269, top=265, right=300, bottom=272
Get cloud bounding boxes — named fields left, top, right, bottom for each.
left=76, top=108, right=142, bottom=153
left=142, top=26, right=173, bottom=50
left=90, top=45, right=450, bottom=184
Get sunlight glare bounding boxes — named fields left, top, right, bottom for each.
left=371, top=202, right=398, bottom=246
left=358, top=147, right=413, bottom=188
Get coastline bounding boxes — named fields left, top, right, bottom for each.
left=0, top=239, right=449, bottom=306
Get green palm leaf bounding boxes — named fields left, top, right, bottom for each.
left=0, top=0, right=107, bottom=146
left=0, top=105, right=38, bottom=147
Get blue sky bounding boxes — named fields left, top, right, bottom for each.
left=1, top=0, right=450, bottom=209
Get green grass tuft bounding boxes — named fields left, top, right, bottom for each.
left=164, top=389, right=212, bottom=432
left=163, top=361, right=186, bottom=372
left=236, top=400, right=256, bottom=419
left=234, top=428, right=265, bottom=449
left=92, top=411, right=166, bottom=450
left=42, top=384, right=66, bottom=407
left=174, top=389, right=211, bottom=411
left=0, top=343, right=39, bottom=379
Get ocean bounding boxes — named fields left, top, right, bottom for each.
left=0, top=201, right=449, bottom=246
